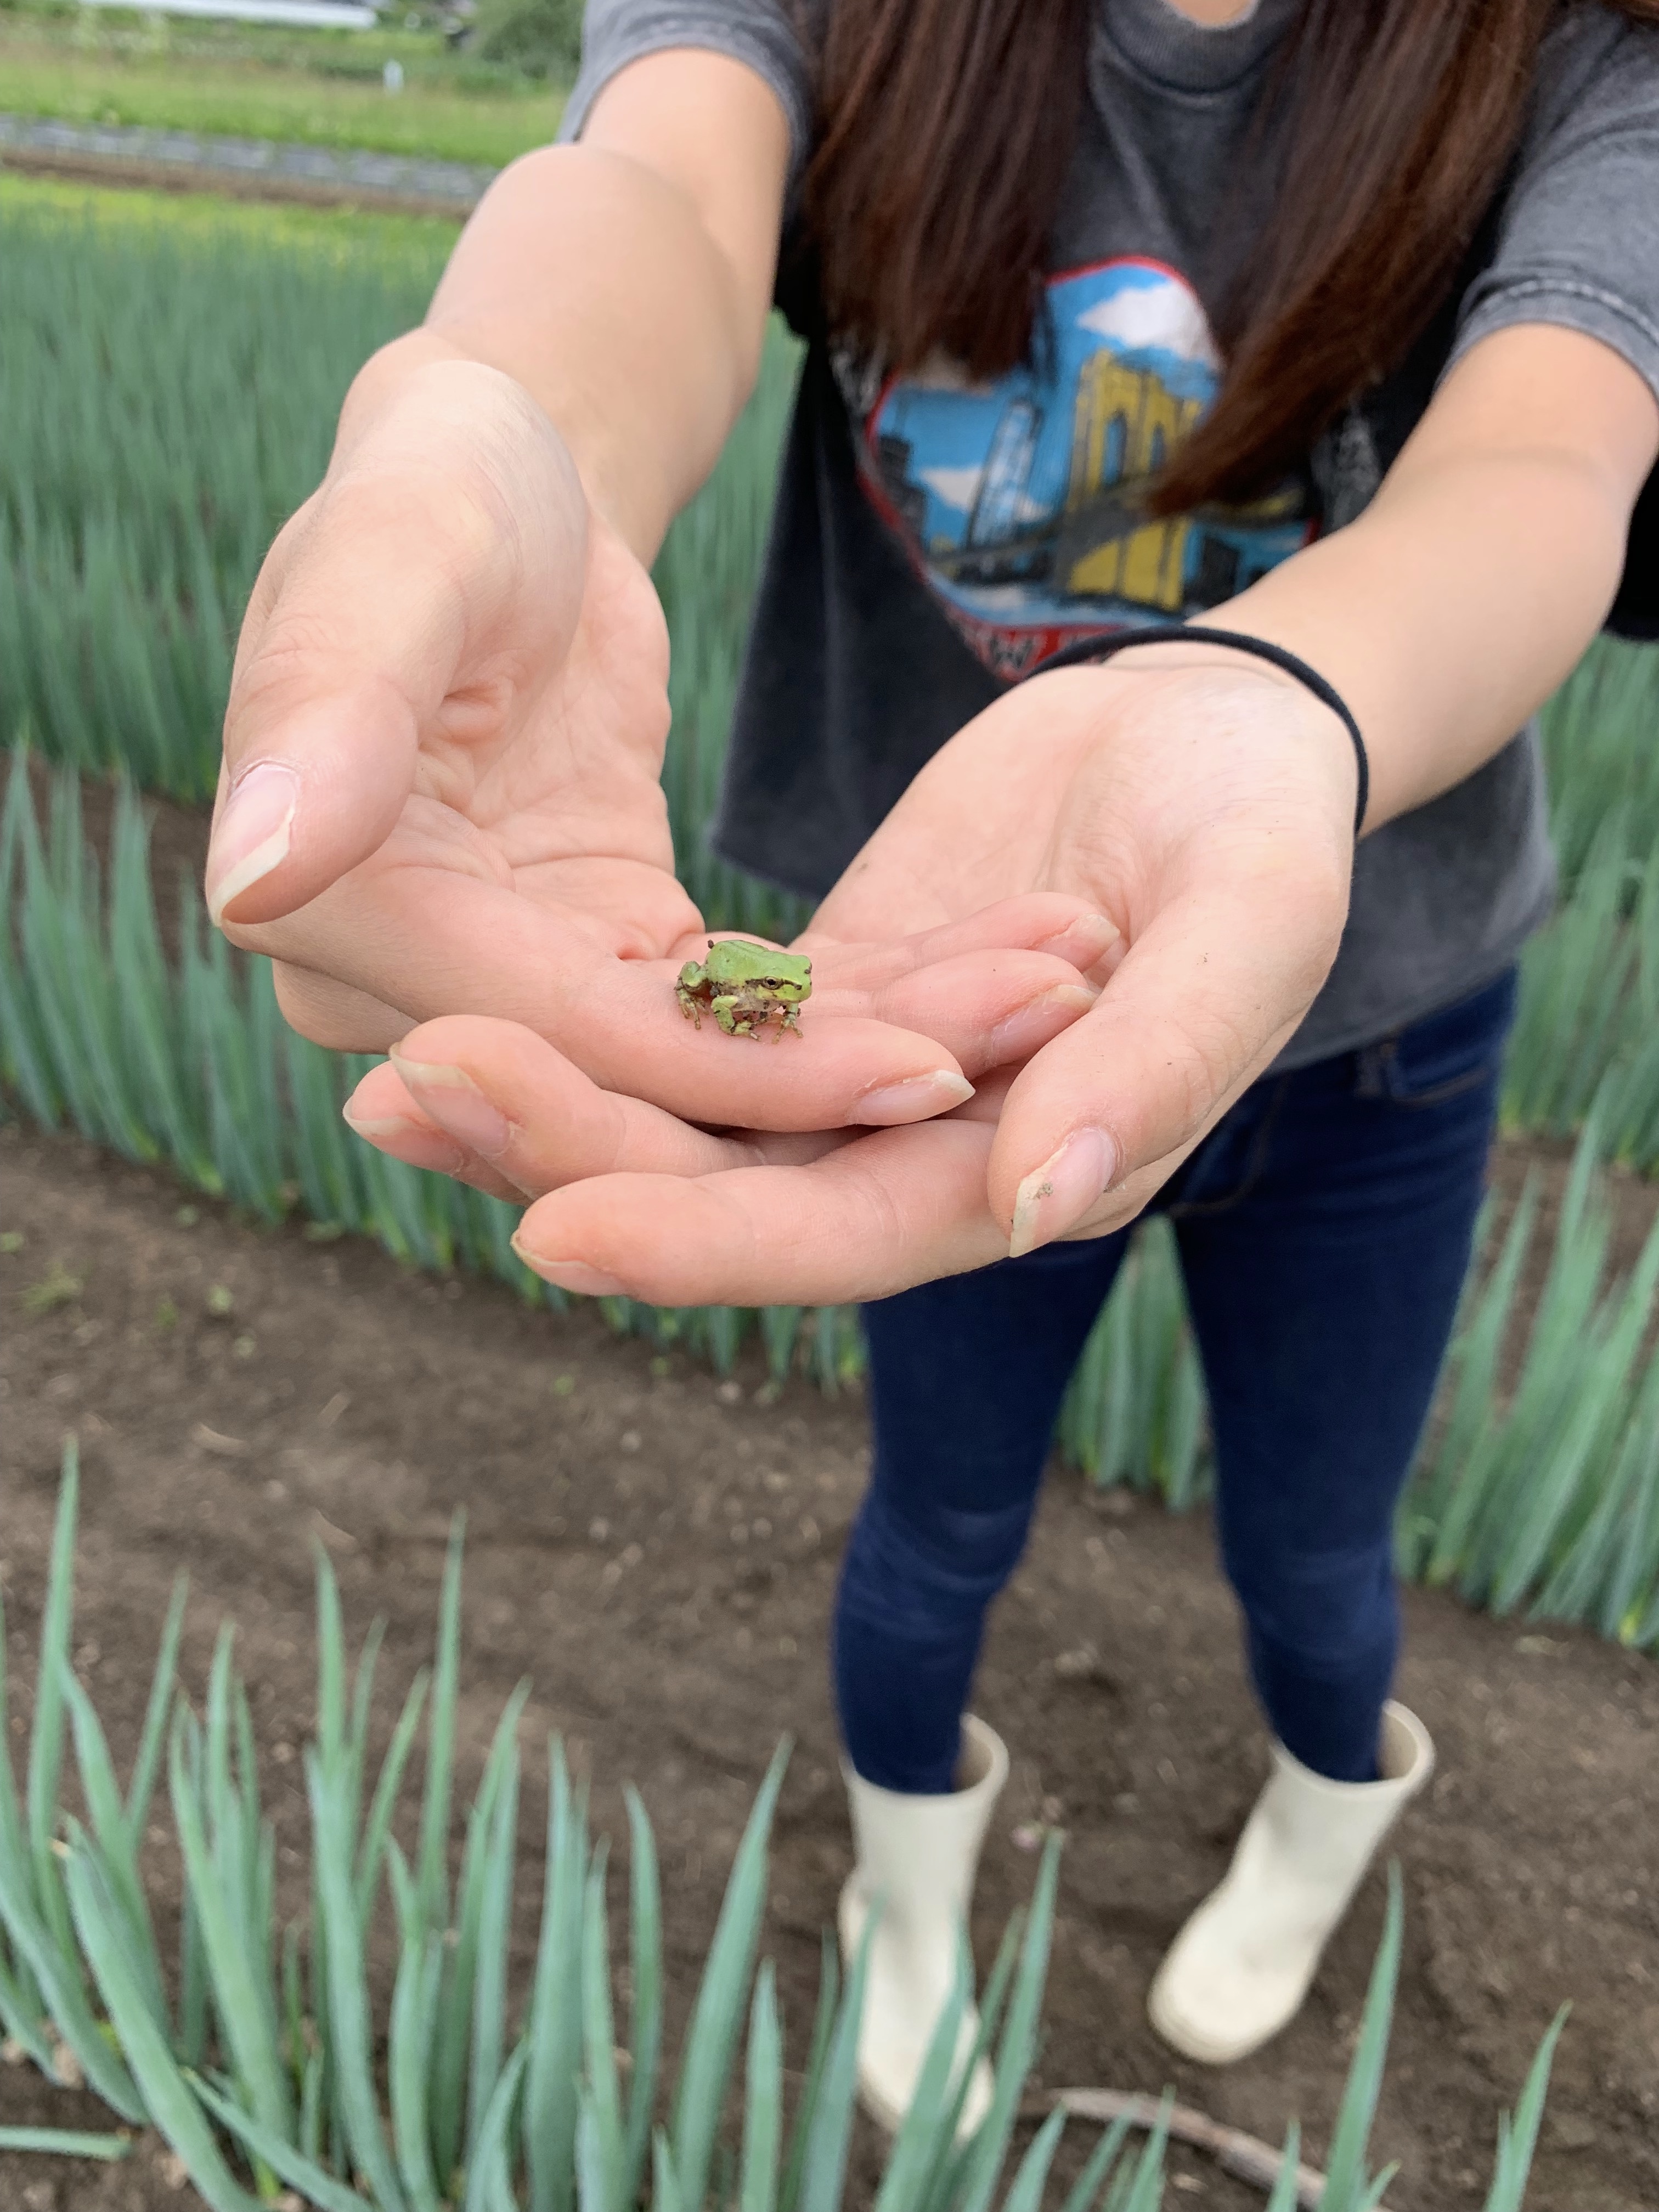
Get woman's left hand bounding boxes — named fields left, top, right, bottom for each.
left=345, top=644, right=1360, bottom=1302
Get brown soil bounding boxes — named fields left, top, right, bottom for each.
left=2, top=1120, right=1657, bottom=2212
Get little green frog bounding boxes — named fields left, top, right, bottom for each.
left=675, top=939, right=812, bottom=1039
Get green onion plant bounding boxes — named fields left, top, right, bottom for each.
left=1, top=1445, right=1567, bottom=2211
left=0, top=176, right=801, bottom=868
left=0, top=749, right=854, bottom=1388
left=0, top=188, right=449, bottom=801
left=1398, top=1113, right=1659, bottom=1649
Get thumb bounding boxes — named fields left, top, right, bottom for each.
left=988, top=849, right=1349, bottom=1254
left=207, top=497, right=442, bottom=926
left=207, top=363, right=585, bottom=927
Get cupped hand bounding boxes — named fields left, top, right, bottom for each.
left=343, top=642, right=1360, bottom=1305
left=343, top=1011, right=1008, bottom=1289
left=210, top=346, right=1109, bottom=1132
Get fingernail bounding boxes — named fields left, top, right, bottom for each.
left=1037, top=913, right=1120, bottom=962
left=986, top=983, right=1099, bottom=1063
left=341, top=1105, right=467, bottom=1176
left=390, top=1054, right=512, bottom=1159
left=341, top=1109, right=419, bottom=1138
left=1008, top=1127, right=1118, bottom=1258
left=510, top=1236, right=629, bottom=1299
left=206, top=763, right=299, bottom=924
left=848, top=1069, right=976, bottom=1127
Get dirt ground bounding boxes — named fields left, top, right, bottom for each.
left=2, top=1122, right=1656, bottom=2212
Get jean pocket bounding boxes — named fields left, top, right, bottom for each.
left=1365, top=969, right=1518, bottom=1108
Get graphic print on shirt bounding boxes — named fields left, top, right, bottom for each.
left=857, top=259, right=1318, bottom=679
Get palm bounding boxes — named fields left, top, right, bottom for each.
left=404, top=511, right=699, bottom=961
left=811, top=663, right=1254, bottom=947
left=223, top=408, right=700, bottom=1042
left=814, top=657, right=1357, bottom=1222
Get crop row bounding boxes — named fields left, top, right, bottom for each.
left=0, top=1444, right=1565, bottom=2210
left=4, top=755, right=1655, bottom=1650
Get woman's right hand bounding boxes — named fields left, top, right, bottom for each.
left=211, top=346, right=1111, bottom=1132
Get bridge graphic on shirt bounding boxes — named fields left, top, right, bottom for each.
left=858, top=258, right=1316, bottom=676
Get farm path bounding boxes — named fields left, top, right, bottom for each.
left=2, top=1122, right=1656, bottom=2212
left=0, top=109, right=488, bottom=213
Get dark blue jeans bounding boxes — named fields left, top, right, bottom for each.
left=834, top=969, right=1517, bottom=1790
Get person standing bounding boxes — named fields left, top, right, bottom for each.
left=207, top=0, right=1659, bottom=2129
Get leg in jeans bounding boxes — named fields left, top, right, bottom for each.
left=836, top=1233, right=1132, bottom=1791
left=836, top=967, right=1516, bottom=1792
left=1172, top=969, right=1517, bottom=1780
left=833, top=1245, right=1138, bottom=2128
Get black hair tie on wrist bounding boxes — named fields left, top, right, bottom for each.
left=1027, top=623, right=1370, bottom=838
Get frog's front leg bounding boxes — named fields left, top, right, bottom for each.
left=676, top=986, right=703, bottom=1028
left=777, top=1004, right=803, bottom=1038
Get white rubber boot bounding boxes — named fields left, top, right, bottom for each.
left=838, top=1715, right=1009, bottom=2135
left=1148, top=1702, right=1434, bottom=2064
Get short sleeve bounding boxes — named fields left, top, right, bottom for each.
left=1446, top=6, right=1659, bottom=404
left=558, top=0, right=815, bottom=187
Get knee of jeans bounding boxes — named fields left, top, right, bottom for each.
left=1226, top=1540, right=1397, bottom=1673
left=838, top=1487, right=1035, bottom=1636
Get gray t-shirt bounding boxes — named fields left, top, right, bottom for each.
left=565, top=0, right=1659, bottom=1065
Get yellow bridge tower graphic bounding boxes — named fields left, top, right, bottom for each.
left=1066, top=353, right=1205, bottom=607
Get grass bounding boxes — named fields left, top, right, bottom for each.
left=1505, top=641, right=1659, bottom=1173
left=0, top=15, right=565, bottom=169
left=1502, top=803, right=1659, bottom=1171
left=0, top=1442, right=1568, bottom=2211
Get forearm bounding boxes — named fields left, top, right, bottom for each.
left=1217, top=447, right=1627, bottom=830
left=335, top=56, right=788, bottom=561
left=1208, top=326, right=1658, bottom=831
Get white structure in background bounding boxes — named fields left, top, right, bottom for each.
left=382, top=57, right=404, bottom=89
left=76, top=0, right=379, bottom=27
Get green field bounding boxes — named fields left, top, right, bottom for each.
left=0, top=18, right=564, bottom=166
left=2, top=171, right=1656, bottom=1653
left=0, top=170, right=1631, bottom=2212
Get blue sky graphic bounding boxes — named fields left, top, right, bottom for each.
left=873, top=261, right=1220, bottom=557
left=866, top=259, right=1310, bottom=635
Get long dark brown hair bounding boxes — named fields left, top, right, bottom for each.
left=805, top=0, right=1655, bottom=512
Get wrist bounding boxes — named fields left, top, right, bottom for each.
left=341, top=338, right=674, bottom=562
left=329, top=345, right=591, bottom=543
left=1036, top=625, right=1368, bottom=837
left=335, top=329, right=480, bottom=461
